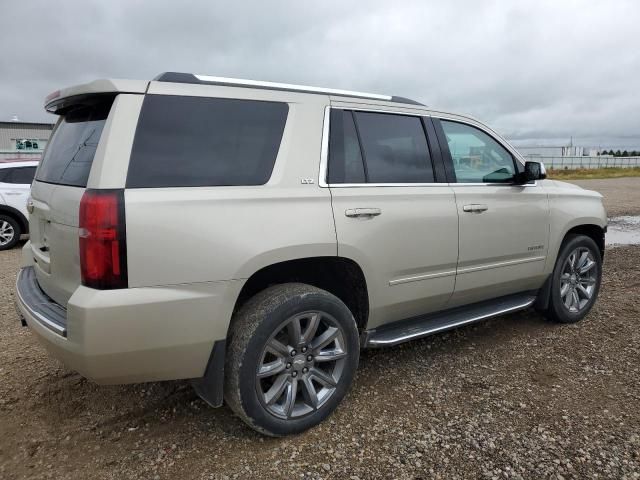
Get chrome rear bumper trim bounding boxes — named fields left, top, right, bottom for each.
left=15, top=267, right=67, bottom=337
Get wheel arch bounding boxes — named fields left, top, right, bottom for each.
left=563, top=223, right=606, bottom=259
left=0, top=205, right=28, bottom=234
left=232, top=256, right=370, bottom=332
left=537, top=223, right=605, bottom=314
left=192, top=256, right=369, bottom=410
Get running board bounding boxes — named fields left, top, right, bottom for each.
left=364, top=293, right=537, bottom=348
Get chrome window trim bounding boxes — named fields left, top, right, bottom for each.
left=454, top=181, right=538, bottom=187
left=318, top=106, right=331, bottom=188
left=327, top=182, right=450, bottom=188
left=318, top=105, right=538, bottom=189
left=329, top=105, right=430, bottom=117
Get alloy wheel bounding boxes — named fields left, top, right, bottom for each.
left=559, top=247, right=597, bottom=313
left=256, top=311, right=348, bottom=419
left=0, top=220, right=15, bottom=246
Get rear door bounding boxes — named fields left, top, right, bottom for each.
left=433, top=118, right=550, bottom=307
left=29, top=96, right=115, bottom=306
left=325, top=106, right=459, bottom=330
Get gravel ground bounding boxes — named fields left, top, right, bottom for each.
left=567, top=177, right=640, bottom=216
left=1, top=179, right=639, bottom=479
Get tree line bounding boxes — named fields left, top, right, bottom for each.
left=598, top=150, right=640, bottom=157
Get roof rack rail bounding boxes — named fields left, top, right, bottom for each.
left=153, top=72, right=424, bottom=106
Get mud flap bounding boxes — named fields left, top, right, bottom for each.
left=190, top=340, right=226, bottom=408
left=534, top=274, right=552, bottom=312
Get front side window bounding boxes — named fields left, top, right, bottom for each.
left=440, top=120, right=516, bottom=183
left=127, top=95, right=288, bottom=188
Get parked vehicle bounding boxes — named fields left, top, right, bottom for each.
left=0, top=160, right=38, bottom=250
left=15, top=73, right=606, bottom=436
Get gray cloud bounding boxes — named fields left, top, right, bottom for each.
left=2, top=0, right=639, bottom=146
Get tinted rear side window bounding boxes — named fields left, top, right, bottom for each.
left=36, top=98, right=112, bottom=187
left=6, top=167, right=37, bottom=184
left=327, top=110, right=366, bottom=183
left=127, top=95, right=288, bottom=188
left=353, top=112, right=434, bottom=183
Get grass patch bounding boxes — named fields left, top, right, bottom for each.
left=547, top=167, right=640, bottom=180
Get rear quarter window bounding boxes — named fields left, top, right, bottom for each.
left=126, top=95, right=288, bottom=188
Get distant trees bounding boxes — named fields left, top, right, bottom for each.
left=599, top=149, right=640, bottom=156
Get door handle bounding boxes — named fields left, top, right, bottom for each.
left=345, top=208, right=382, bottom=218
left=462, top=204, right=489, bottom=213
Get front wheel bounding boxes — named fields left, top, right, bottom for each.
left=545, top=234, right=602, bottom=323
left=224, top=283, right=359, bottom=436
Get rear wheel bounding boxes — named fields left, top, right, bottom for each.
left=224, top=283, right=359, bottom=436
left=545, top=234, right=602, bottom=323
left=0, top=215, right=21, bottom=251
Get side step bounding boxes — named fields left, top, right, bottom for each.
left=364, top=292, right=536, bottom=348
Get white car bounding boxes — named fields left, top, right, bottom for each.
left=0, top=161, right=38, bottom=250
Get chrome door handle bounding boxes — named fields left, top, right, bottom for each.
left=462, top=204, right=488, bottom=213
left=345, top=208, right=382, bottom=218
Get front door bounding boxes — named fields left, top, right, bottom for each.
left=434, top=118, right=550, bottom=306
left=325, top=106, right=459, bottom=329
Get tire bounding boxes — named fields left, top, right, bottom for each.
left=224, top=283, right=360, bottom=436
left=545, top=234, right=602, bottom=323
left=0, top=215, right=21, bottom=251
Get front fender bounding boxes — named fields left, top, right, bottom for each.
left=545, top=185, right=607, bottom=274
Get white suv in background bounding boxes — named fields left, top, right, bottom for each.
left=0, top=160, right=38, bottom=250
left=16, top=73, right=607, bottom=436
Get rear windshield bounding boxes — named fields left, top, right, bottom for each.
left=36, top=97, right=113, bottom=187
left=126, top=95, right=288, bottom=188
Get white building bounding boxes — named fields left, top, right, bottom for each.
left=0, top=120, right=54, bottom=163
left=514, top=145, right=599, bottom=157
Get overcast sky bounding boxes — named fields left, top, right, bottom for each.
left=2, top=0, right=639, bottom=147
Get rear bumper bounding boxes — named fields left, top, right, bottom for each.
left=15, top=266, right=243, bottom=385
left=16, top=267, right=67, bottom=336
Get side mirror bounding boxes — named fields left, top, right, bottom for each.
left=515, top=161, right=547, bottom=184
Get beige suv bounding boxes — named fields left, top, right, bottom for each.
left=16, top=73, right=607, bottom=436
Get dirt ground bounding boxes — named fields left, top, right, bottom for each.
left=568, top=177, right=640, bottom=216
left=1, top=178, right=639, bottom=479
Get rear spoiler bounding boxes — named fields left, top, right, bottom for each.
left=45, top=79, right=148, bottom=113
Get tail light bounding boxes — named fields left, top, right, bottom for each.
left=79, top=189, right=128, bottom=289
